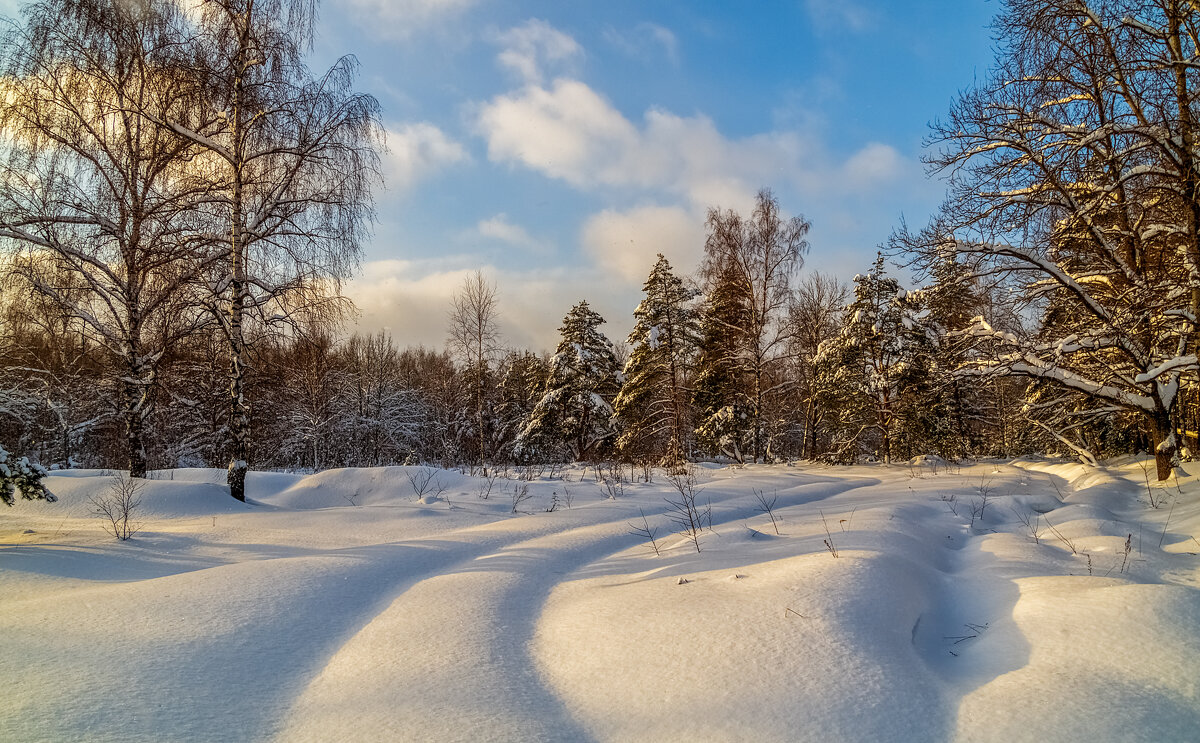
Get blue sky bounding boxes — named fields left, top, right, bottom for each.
left=3, top=0, right=1000, bottom=351
left=310, top=0, right=999, bottom=351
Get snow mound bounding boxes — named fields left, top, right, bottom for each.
left=31, top=472, right=255, bottom=518
left=259, top=466, right=477, bottom=509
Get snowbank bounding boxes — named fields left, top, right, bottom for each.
left=0, top=459, right=1196, bottom=741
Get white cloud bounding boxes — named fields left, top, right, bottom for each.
left=580, top=205, right=705, bottom=284
left=477, top=79, right=636, bottom=187
left=383, top=123, right=468, bottom=193
left=347, top=259, right=637, bottom=351
left=344, top=0, right=478, bottom=39
left=805, top=0, right=878, bottom=33
left=477, top=75, right=912, bottom=214
left=475, top=213, right=551, bottom=255
left=493, top=19, right=582, bottom=85
left=603, top=22, right=680, bottom=66
left=842, top=141, right=904, bottom=187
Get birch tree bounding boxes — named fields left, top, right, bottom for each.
left=159, top=0, right=383, bottom=499
left=0, top=0, right=215, bottom=477
left=447, top=270, right=500, bottom=474
left=700, top=188, right=808, bottom=462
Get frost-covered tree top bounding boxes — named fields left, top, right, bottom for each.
left=627, top=254, right=701, bottom=350
left=515, top=300, right=620, bottom=461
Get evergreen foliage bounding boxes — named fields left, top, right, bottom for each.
left=515, top=301, right=621, bottom=462
left=613, top=255, right=701, bottom=464
left=817, top=255, right=934, bottom=463
left=692, top=262, right=753, bottom=461
left=0, top=445, right=55, bottom=506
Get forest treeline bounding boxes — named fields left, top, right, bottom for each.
left=5, top=0, right=1200, bottom=487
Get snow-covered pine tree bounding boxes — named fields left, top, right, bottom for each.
left=0, top=445, right=54, bottom=506
left=493, top=351, right=550, bottom=462
left=515, top=301, right=621, bottom=462
left=916, top=250, right=989, bottom=459
left=612, top=255, right=701, bottom=465
left=817, top=255, right=933, bottom=463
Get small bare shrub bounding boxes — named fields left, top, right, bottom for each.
left=628, top=508, right=661, bottom=556
left=407, top=467, right=445, bottom=501
left=477, top=472, right=498, bottom=500
left=1041, top=514, right=1076, bottom=554
left=597, top=461, right=625, bottom=499
left=91, top=475, right=142, bottom=541
left=665, top=467, right=706, bottom=553
left=941, top=492, right=959, bottom=516
left=511, top=483, right=532, bottom=513
left=753, top=488, right=780, bottom=535
left=1011, top=507, right=1041, bottom=545
left=969, top=475, right=995, bottom=527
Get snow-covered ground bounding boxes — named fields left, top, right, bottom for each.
left=1, top=458, right=1197, bottom=742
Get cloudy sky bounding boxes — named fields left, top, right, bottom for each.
left=4, top=0, right=999, bottom=351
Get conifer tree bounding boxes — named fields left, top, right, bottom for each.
left=515, top=301, right=620, bottom=462
left=818, top=255, right=932, bottom=463
left=493, top=350, right=550, bottom=461
left=699, top=189, right=808, bottom=461
left=613, top=255, right=701, bottom=464
left=692, top=262, right=752, bottom=461
left=0, top=445, right=55, bottom=506
left=918, top=251, right=987, bottom=459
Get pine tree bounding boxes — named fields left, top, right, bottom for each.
left=516, top=301, right=621, bottom=462
left=0, top=445, right=55, bottom=507
left=613, top=255, right=701, bottom=464
left=918, top=251, right=987, bottom=459
left=818, top=255, right=933, bottom=463
left=692, top=263, right=752, bottom=461
left=493, top=350, right=550, bottom=462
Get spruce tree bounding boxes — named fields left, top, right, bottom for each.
left=515, top=301, right=620, bottom=462
left=818, top=255, right=933, bottom=463
left=613, top=255, right=701, bottom=464
left=0, top=445, right=55, bottom=507
left=919, top=251, right=986, bottom=459
left=692, top=262, right=752, bottom=461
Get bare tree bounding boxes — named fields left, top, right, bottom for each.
left=157, top=0, right=383, bottom=499
left=701, top=189, right=809, bottom=462
left=0, top=0, right=218, bottom=477
left=447, top=271, right=501, bottom=474
left=91, top=474, right=142, bottom=540
left=900, top=0, right=1200, bottom=480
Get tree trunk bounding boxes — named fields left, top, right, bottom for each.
left=227, top=172, right=249, bottom=501
left=227, top=26, right=250, bottom=503
left=123, top=376, right=148, bottom=479
left=1150, top=407, right=1177, bottom=482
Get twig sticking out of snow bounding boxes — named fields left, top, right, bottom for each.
left=628, top=509, right=661, bottom=557
left=820, top=510, right=839, bottom=558
left=753, top=488, right=780, bottom=535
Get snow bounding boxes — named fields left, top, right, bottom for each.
left=2, top=460, right=1198, bottom=742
